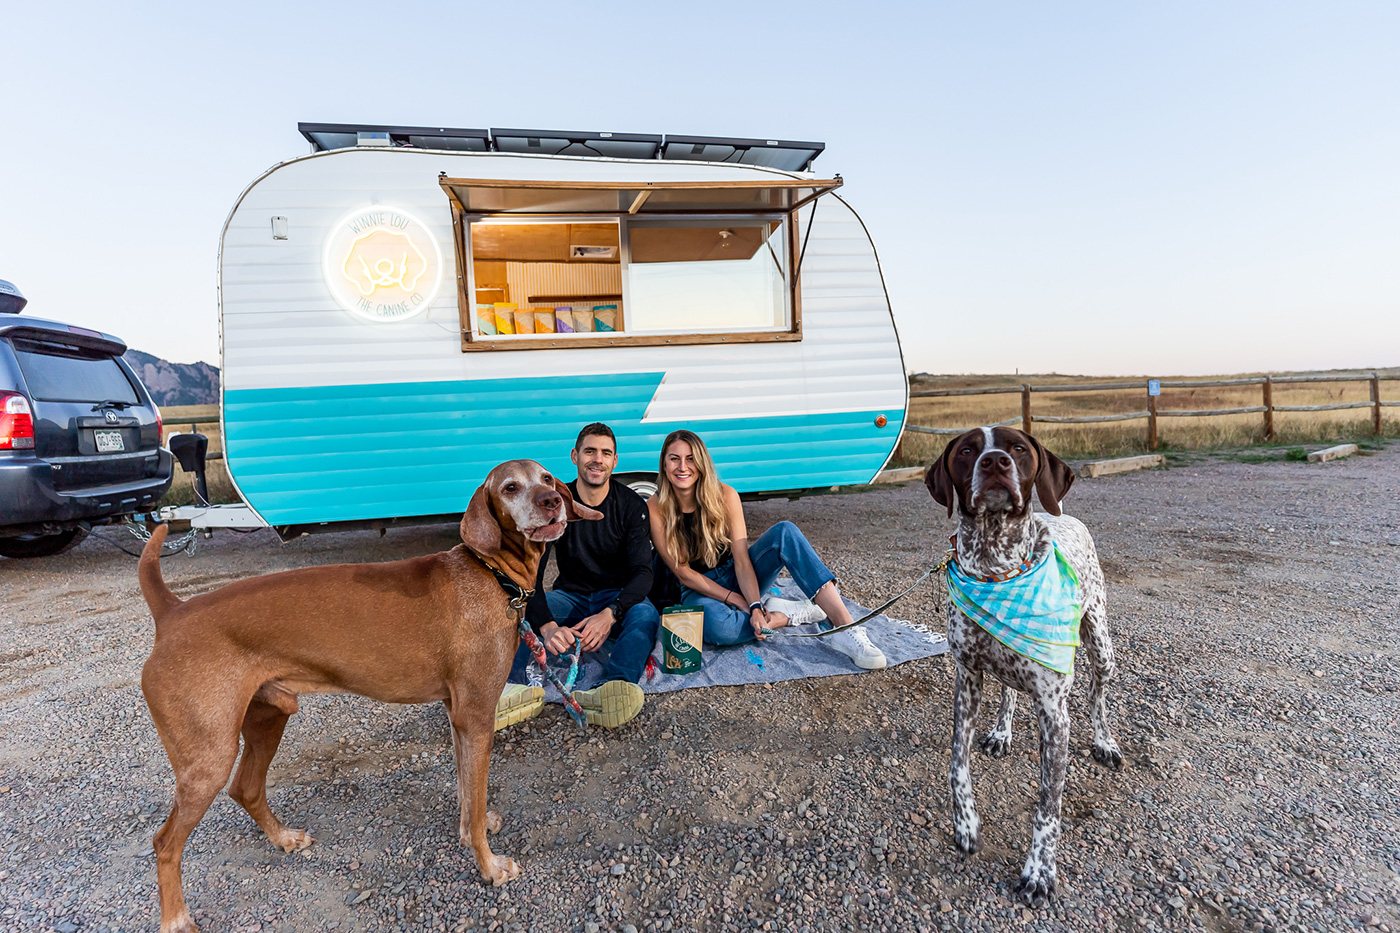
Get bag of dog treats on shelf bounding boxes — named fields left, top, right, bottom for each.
left=492, top=303, right=516, bottom=335
left=554, top=306, right=574, bottom=333
left=662, top=606, right=703, bottom=673
left=514, top=308, right=535, bottom=334
left=476, top=305, right=497, bottom=336
left=573, top=308, right=595, bottom=332
left=593, top=304, right=618, bottom=332
left=534, top=309, right=556, bottom=333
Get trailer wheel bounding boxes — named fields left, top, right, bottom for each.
left=618, top=475, right=659, bottom=500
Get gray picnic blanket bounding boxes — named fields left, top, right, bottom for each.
left=532, top=577, right=948, bottom=701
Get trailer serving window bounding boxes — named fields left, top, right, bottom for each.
left=440, top=177, right=841, bottom=351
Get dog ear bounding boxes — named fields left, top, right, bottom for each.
left=460, top=483, right=502, bottom=555
left=1026, top=434, right=1074, bottom=516
left=556, top=477, right=603, bottom=522
left=924, top=439, right=958, bottom=518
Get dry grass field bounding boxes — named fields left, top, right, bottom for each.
left=894, top=369, right=1399, bottom=467
left=157, top=404, right=238, bottom=506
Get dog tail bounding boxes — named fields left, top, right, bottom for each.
left=138, top=524, right=182, bottom=623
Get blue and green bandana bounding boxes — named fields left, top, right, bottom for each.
left=946, top=542, right=1082, bottom=674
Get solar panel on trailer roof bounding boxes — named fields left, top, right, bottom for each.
left=295, top=122, right=823, bottom=168
left=489, top=128, right=662, bottom=160
left=298, top=122, right=491, bottom=152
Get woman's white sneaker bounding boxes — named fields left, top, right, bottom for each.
left=826, top=625, right=887, bottom=670
left=764, top=596, right=826, bottom=627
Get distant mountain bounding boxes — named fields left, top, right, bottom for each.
left=123, top=350, right=220, bottom=407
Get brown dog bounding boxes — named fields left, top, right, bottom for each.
left=137, top=460, right=600, bottom=933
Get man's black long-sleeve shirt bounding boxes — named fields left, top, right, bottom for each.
left=526, top=479, right=653, bottom=633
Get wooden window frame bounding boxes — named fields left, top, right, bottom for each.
left=449, top=205, right=806, bottom=352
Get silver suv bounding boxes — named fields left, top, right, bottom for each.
left=0, top=281, right=173, bottom=557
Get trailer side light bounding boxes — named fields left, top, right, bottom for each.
left=874, top=414, right=888, bottom=428
left=0, top=392, right=36, bottom=450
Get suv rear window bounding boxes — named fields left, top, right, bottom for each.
left=11, top=339, right=139, bottom=404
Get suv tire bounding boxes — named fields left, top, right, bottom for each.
left=0, top=527, right=87, bottom=559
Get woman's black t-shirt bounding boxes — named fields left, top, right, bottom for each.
left=680, top=508, right=731, bottom=574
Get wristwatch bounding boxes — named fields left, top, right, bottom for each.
left=607, top=602, right=623, bottom=618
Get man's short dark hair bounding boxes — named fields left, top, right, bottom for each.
left=575, top=423, right=616, bottom=450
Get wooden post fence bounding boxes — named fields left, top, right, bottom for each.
left=1372, top=371, right=1383, bottom=436
left=903, top=371, right=1396, bottom=450
left=1147, top=393, right=1158, bottom=451
left=1263, top=377, right=1274, bottom=440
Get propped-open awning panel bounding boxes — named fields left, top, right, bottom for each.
left=439, top=177, right=842, bottom=215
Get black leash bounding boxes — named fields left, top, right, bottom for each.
left=761, top=552, right=952, bottom=639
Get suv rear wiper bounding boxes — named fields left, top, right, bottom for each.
left=91, top=400, right=135, bottom=411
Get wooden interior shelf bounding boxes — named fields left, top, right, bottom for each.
left=527, top=294, right=623, bottom=303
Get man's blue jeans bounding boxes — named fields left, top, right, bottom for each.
left=510, top=588, right=660, bottom=684
left=681, top=521, right=836, bottom=646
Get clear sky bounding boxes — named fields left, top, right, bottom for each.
left=3, top=1, right=1396, bottom=376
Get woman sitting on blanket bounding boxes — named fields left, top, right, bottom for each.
left=645, top=429, right=887, bottom=670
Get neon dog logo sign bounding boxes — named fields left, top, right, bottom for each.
left=324, top=207, right=442, bottom=322
left=343, top=228, right=428, bottom=296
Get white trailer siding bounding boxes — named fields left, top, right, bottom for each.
left=219, top=149, right=905, bottom=527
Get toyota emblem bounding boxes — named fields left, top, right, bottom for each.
left=104, top=409, right=119, bottom=424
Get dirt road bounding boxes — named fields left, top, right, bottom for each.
left=1, top=446, right=1397, bottom=932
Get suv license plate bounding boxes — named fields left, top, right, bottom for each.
left=95, top=430, right=125, bottom=453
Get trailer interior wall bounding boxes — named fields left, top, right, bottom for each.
left=220, top=149, right=905, bottom=527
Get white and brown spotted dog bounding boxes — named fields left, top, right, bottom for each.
left=925, top=427, right=1121, bottom=906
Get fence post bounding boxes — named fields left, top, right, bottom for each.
left=1263, top=376, right=1274, bottom=441
left=1147, top=387, right=1158, bottom=451
left=1021, top=385, right=1032, bottom=434
left=1371, top=372, right=1383, bottom=436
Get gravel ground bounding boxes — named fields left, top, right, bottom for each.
left=2, top=446, right=1398, bottom=933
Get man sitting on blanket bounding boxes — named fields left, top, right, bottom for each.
left=495, top=423, right=659, bottom=730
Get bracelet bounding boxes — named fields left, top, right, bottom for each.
left=749, top=601, right=763, bottom=613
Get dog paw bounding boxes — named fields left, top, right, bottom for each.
left=1016, top=865, right=1057, bottom=907
left=274, top=828, right=315, bottom=852
left=980, top=732, right=1012, bottom=758
left=952, top=826, right=980, bottom=856
left=486, top=811, right=503, bottom=834
left=483, top=854, right=522, bottom=886
left=161, top=909, right=199, bottom=933
left=1092, top=743, right=1123, bottom=770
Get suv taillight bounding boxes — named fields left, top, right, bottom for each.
left=0, top=392, right=35, bottom=450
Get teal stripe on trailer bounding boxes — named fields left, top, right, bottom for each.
left=224, top=374, right=903, bottom=525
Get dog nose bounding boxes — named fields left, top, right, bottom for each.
left=538, top=490, right=562, bottom=511
left=980, top=453, right=1013, bottom=472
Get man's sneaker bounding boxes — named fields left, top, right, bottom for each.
left=494, top=684, right=544, bottom=731
left=826, top=624, right=887, bottom=670
left=572, top=680, right=645, bottom=729
left=763, top=596, right=827, bottom=627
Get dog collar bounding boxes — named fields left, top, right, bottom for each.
left=947, top=534, right=1033, bottom=584
left=465, top=547, right=535, bottom=607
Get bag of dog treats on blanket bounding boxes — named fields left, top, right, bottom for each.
left=662, top=605, right=703, bottom=673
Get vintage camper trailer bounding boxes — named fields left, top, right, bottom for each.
left=213, top=123, right=907, bottom=534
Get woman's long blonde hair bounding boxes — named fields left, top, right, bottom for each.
left=655, top=429, right=730, bottom=569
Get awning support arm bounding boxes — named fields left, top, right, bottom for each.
left=794, top=194, right=822, bottom=282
